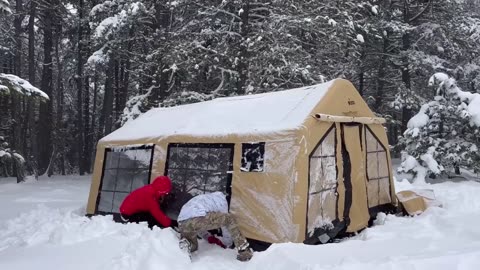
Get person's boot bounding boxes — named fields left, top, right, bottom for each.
left=179, top=237, right=192, bottom=259
left=236, top=241, right=253, bottom=262
left=237, top=248, right=253, bottom=262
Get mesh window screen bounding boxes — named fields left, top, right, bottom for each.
left=308, top=126, right=337, bottom=236
left=96, top=145, right=154, bottom=214
left=164, top=144, right=234, bottom=219
left=365, top=128, right=391, bottom=207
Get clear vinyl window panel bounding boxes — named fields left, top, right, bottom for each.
left=165, top=144, right=234, bottom=219
left=97, top=145, right=154, bottom=214
left=166, top=144, right=233, bottom=196
left=365, top=128, right=391, bottom=207
left=308, top=126, right=337, bottom=236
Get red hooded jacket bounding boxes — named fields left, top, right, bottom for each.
left=119, top=176, right=172, bottom=227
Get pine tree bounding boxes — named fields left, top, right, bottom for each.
left=399, top=73, right=480, bottom=182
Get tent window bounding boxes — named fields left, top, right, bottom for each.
left=96, top=145, right=154, bottom=214
left=240, top=142, right=265, bottom=172
left=308, top=126, right=337, bottom=236
left=166, top=143, right=234, bottom=198
left=365, top=128, right=391, bottom=207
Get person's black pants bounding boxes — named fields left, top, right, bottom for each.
left=121, top=212, right=163, bottom=229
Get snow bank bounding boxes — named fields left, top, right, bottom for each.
left=0, top=205, right=191, bottom=269
left=251, top=176, right=480, bottom=270
left=3, top=172, right=480, bottom=270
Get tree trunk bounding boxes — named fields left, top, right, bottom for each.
left=374, top=35, right=389, bottom=110
left=14, top=0, right=23, bottom=77
left=77, top=0, right=85, bottom=175
left=26, top=2, right=37, bottom=165
left=119, top=56, right=131, bottom=119
left=146, top=3, right=171, bottom=108
left=83, top=75, right=91, bottom=172
left=89, top=71, right=98, bottom=170
left=401, top=3, right=412, bottom=133
left=358, top=71, right=364, bottom=97
left=101, top=59, right=115, bottom=135
left=28, top=0, right=36, bottom=83
left=55, top=24, right=65, bottom=176
left=82, top=18, right=92, bottom=173
left=114, top=58, right=120, bottom=123
left=237, top=0, right=250, bottom=94
left=38, top=0, right=54, bottom=176
left=11, top=0, right=24, bottom=156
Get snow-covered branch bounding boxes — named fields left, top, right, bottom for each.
left=0, top=73, right=49, bottom=100
left=0, top=0, right=11, bottom=14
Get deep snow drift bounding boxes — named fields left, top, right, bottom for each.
left=1, top=174, right=480, bottom=270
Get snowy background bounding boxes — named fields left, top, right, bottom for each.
left=1, top=162, right=480, bottom=270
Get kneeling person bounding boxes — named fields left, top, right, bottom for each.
left=119, top=176, right=174, bottom=228
left=177, top=192, right=253, bottom=262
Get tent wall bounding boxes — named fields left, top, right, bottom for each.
left=316, top=80, right=376, bottom=118
left=342, top=123, right=370, bottom=232
left=299, top=122, right=347, bottom=239
left=87, top=131, right=305, bottom=244
left=86, top=146, right=105, bottom=215
left=365, top=124, right=396, bottom=207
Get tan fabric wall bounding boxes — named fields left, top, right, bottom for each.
left=295, top=121, right=337, bottom=239
left=317, top=80, right=376, bottom=118
left=307, top=127, right=337, bottom=236
left=365, top=127, right=391, bottom=207
left=87, top=131, right=305, bottom=243
left=365, top=124, right=396, bottom=205
left=342, top=124, right=370, bottom=232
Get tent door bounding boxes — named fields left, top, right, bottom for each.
left=340, top=123, right=369, bottom=232
left=306, top=125, right=339, bottom=242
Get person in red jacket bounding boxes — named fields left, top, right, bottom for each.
left=119, top=175, right=175, bottom=229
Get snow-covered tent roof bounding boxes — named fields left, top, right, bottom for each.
left=102, top=80, right=337, bottom=142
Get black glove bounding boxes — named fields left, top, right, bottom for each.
left=170, top=219, right=178, bottom=228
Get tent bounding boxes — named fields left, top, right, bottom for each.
left=86, top=79, right=397, bottom=247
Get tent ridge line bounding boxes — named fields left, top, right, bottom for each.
left=312, top=113, right=386, bottom=124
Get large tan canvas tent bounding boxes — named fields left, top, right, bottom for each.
left=86, top=79, right=396, bottom=247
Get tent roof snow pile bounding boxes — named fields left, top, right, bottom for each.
left=102, top=80, right=336, bottom=142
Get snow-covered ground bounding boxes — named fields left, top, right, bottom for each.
left=1, top=172, right=480, bottom=270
